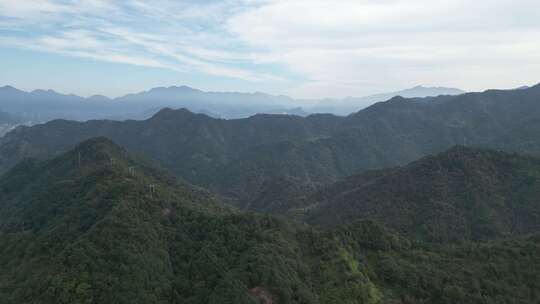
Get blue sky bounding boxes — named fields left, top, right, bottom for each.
left=0, top=0, right=539, bottom=98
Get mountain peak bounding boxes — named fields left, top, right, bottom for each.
left=172, top=85, right=197, bottom=90
left=150, top=107, right=198, bottom=120
left=0, top=85, right=24, bottom=93
left=70, top=137, right=127, bottom=162
left=155, top=107, right=192, bottom=115
left=386, top=95, right=409, bottom=103
left=75, top=136, right=118, bottom=149
left=87, top=94, right=111, bottom=102
left=405, top=85, right=465, bottom=92
left=148, top=85, right=200, bottom=94
left=31, top=89, right=62, bottom=96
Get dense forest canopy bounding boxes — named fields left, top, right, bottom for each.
left=2, top=84, right=540, bottom=209
left=0, top=138, right=539, bottom=303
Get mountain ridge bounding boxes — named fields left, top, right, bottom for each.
left=310, top=85, right=466, bottom=114
left=0, top=84, right=467, bottom=120
left=1, top=138, right=540, bottom=303
left=2, top=84, right=540, bottom=207
left=305, top=146, right=540, bottom=242
left=0, top=138, right=385, bottom=303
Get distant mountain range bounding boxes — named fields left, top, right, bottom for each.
left=308, top=85, right=465, bottom=115
left=0, top=84, right=465, bottom=122
left=0, top=84, right=305, bottom=121
left=1, top=84, right=539, bottom=207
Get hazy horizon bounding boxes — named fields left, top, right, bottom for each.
left=1, top=82, right=469, bottom=100
left=1, top=0, right=539, bottom=99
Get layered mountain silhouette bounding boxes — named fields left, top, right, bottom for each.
left=0, top=85, right=302, bottom=121
left=1, top=137, right=539, bottom=303
left=1, top=84, right=539, bottom=207
left=309, top=85, right=465, bottom=115
left=0, top=84, right=464, bottom=121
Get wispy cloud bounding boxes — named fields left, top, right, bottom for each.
left=0, top=0, right=281, bottom=82
left=1, top=0, right=540, bottom=97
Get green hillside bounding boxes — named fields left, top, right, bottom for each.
left=2, top=85, right=540, bottom=209
left=0, top=138, right=539, bottom=303
left=0, top=138, right=380, bottom=303
left=306, top=146, right=540, bottom=242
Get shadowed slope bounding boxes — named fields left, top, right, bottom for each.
left=307, top=146, right=540, bottom=242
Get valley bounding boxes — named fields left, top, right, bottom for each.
left=1, top=85, right=540, bottom=303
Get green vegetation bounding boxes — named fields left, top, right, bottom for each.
left=0, top=138, right=379, bottom=303
left=3, top=84, right=540, bottom=210
left=306, top=146, right=540, bottom=242
left=335, top=221, right=540, bottom=304
left=1, top=138, right=539, bottom=303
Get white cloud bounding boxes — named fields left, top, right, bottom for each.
left=0, top=0, right=69, bottom=16
left=0, top=0, right=539, bottom=97
left=227, top=0, right=540, bottom=97
left=0, top=0, right=282, bottom=83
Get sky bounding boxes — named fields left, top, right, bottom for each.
left=0, top=0, right=539, bottom=98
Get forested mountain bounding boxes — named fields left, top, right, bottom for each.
left=0, top=109, right=345, bottom=203
left=308, top=85, right=465, bottom=115
left=0, top=138, right=376, bottom=303
left=1, top=84, right=539, bottom=207
left=0, top=85, right=304, bottom=121
left=305, top=147, right=540, bottom=242
left=1, top=138, right=539, bottom=303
